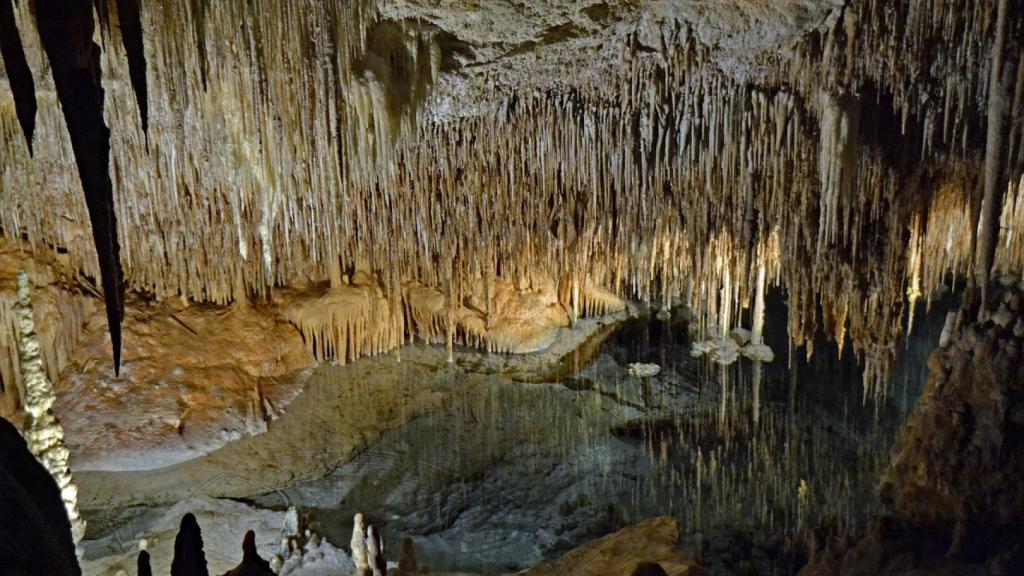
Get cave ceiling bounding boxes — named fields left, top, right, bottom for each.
left=0, top=0, right=1022, bottom=396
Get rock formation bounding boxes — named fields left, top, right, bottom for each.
left=0, top=238, right=97, bottom=427
left=800, top=287, right=1024, bottom=575
left=171, top=513, right=210, bottom=576
left=0, top=415, right=80, bottom=576
left=13, top=271, right=86, bottom=558
left=517, top=517, right=704, bottom=576
left=221, top=531, right=274, bottom=576
left=884, top=288, right=1024, bottom=532
left=0, top=1, right=1023, bottom=573
left=0, top=0, right=1021, bottom=402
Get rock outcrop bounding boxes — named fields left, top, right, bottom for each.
left=883, top=290, right=1024, bottom=530
left=801, top=288, right=1024, bottom=576
left=57, top=296, right=313, bottom=471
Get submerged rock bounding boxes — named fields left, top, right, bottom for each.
left=516, top=517, right=704, bottom=576
left=627, top=362, right=661, bottom=377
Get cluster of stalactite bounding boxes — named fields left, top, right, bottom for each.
left=283, top=271, right=624, bottom=365
left=1, top=0, right=1022, bottom=395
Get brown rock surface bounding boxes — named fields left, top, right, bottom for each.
left=516, top=517, right=704, bottom=576
left=800, top=290, right=1024, bottom=576
left=56, top=297, right=314, bottom=470
left=0, top=238, right=98, bottom=419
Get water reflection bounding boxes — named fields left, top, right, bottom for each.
left=259, top=292, right=954, bottom=575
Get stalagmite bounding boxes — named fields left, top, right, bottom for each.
left=223, top=531, right=274, bottom=576
left=351, top=513, right=370, bottom=576
left=137, top=541, right=152, bottom=576
left=397, top=537, right=417, bottom=576
left=276, top=506, right=301, bottom=567
left=13, top=271, right=85, bottom=560
left=367, top=525, right=386, bottom=576
left=171, top=513, right=209, bottom=576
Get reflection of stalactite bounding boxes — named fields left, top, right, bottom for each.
left=14, top=271, right=86, bottom=561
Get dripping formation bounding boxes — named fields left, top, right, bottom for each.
left=0, top=1, right=1021, bottom=402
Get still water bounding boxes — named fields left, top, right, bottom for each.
left=249, top=292, right=950, bottom=575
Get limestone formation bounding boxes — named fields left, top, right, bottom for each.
left=367, top=525, right=387, bottom=576
left=883, top=288, right=1024, bottom=530
left=0, top=415, right=81, bottom=576
left=171, top=513, right=210, bottom=576
left=397, top=537, right=418, bottom=576
left=1, top=0, right=1022, bottom=401
left=13, top=271, right=85, bottom=558
left=221, top=531, right=274, bottom=576
left=516, top=517, right=704, bottom=576
left=279, top=506, right=300, bottom=559
left=0, top=238, right=96, bottom=426
left=351, top=513, right=371, bottom=576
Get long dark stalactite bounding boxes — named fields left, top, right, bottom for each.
left=35, top=0, right=125, bottom=374
left=0, top=0, right=37, bottom=155
left=115, top=0, right=148, bottom=136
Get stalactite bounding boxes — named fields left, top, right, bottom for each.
left=0, top=0, right=36, bottom=154
left=35, top=0, right=124, bottom=374
left=0, top=0, right=1021, bottom=395
left=114, top=0, right=147, bottom=135
left=14, top=271, right=86, bottom=561
left=974, top=0, right=1022, bottom=303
